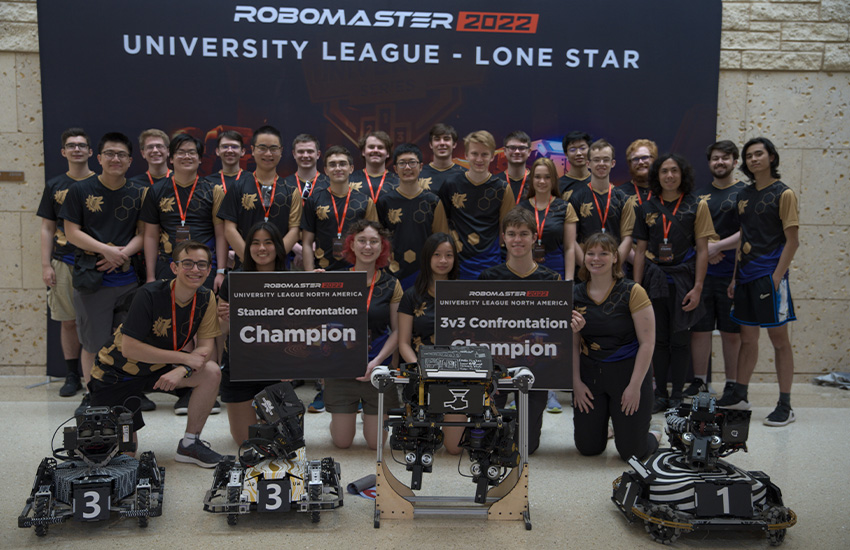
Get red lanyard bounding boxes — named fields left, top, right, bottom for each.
left=331, top=187, right=353, bottom=238
left=366, top=270, right=379, bottom=312
left=513, top=170, right=529, bottom=204
left=633, top=182, right=652, bottom=204
left=171, top=283, right=197, bottom=351
left=365, top=171, right=387, bottom=202
left=220, top=169, right=242, bottom=194
left=660, top=193, right=685, bottom=243
left=588, top=183, right=613, bottom=232
left=533, top=197, right=553, bottom=243
left=172, top=175, right=199, bottom=227
left=295, top=173, right=318, bottom=199
left=147, top=169, right=171, bottom=186
left=254, top=172, right=278, bottom=222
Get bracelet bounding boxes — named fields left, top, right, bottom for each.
left=182, top=365, right=193, bottom=378
left=216, top=268, right=226, bottom=274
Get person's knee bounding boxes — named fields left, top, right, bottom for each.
left=574, top=435, right=606, bottom=457
left=767, top=328, right=791, bottom=350
left=198, top=361, right=222, bottom=385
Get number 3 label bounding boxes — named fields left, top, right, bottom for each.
left=74, top=487, right=110, bottom=521
left=258, top=479, right=290, bottom=512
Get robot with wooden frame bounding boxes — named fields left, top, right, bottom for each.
left=370, top=345, right=534, bottom=529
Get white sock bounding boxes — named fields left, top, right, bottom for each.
left=695, top=374, right=707, bottom=383
left=182, top=432, right=198, bottom=447
left=725, top=378, right=736, bottom=385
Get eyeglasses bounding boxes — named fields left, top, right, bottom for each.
left=327, top=161, right=350, bottom=168
left=101, top=150, right=130, bottom=160
left=630, top=155, right=653, bottom=165
left=177, top=259, right=210, bottom=271
left=64, top=143, right=89, bottom=150
left=254, top=145, right=283, bottom=154
left=174, top=150, right=199, bottom=159
left=144, top=144, right=167, bottom=151
left=567, top=145, right=588, bottom=154
left=505, top=145, right=529, bottom=152
left=218, top=144, right=242, bottom=151
left=396, top=160, right=420, bottom=168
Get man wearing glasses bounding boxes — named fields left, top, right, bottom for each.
left=37, top=128, right=95, bottom=397
left=620, top=139, right=658, bottom=205
left=61, top=132, right=148, bottom=415
left=558, top=131, right=592, bottom=201
left=497, top=131, right=533, bottom=204
left=88, top=240, right=226, bottom=468
left=130, top=129, right=171, bottom=187
left=375, top=143, right=448, bottom=289
left=218, top=125, right=302, bottom=264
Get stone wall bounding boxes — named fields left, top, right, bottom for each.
left=0, top=0, right=847, bottom=378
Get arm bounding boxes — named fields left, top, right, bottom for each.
left=621, top=305, right=655, bottom=415
left=727, top=239, right=742, bottom=299
left=282, top=226, right=299, bottom=256
left=397, top=312, right=417, bottom=364
left=213, top=222, right=227, bottom=291
left=707, top=230, right=740, bottom=260
left=682, top=236, right=707, bottom=312
left=633, top=240, right=647, bottom=285
left=772, top=225, right=799, bottom=290
left=301, top=230, right=316, bottom=271
left=148, top=336, right=217, bottom=392
left=40, top=218, right=57, bottom=287
left=571, top=316, right=593, bottom=413
left=121, top=333, right=210, bottom=371
left=358, top=301, right=400, bottom=381
left=143, top=222, right=160, bottom=282
left=224, top=220, right=245, bottom=262
left=563, top=221, right=576, bottom=279
left=617, top=235, right=633, bottom=268
left=64, top=220, right=129, bottom=271
left=217, top=299, right=230, bottom=337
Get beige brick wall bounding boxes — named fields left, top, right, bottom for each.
left=1, top=1, right=847, bottom=379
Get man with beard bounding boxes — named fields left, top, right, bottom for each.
left=419, top=123, right=465, bottom=194
left=497, top=131, right=532, bottom=203
left=350, top=130, right=398, bottom=203
left=558, top=131, right=592, bottom=202
left=686, top=141, right=745, bottom=402
left=619, top=139, right=657, bottom=205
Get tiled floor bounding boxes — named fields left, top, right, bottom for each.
left=3, top=377, right=849, bottom=549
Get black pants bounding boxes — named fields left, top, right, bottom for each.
left=652, top=284, right=690, bottom=399
left=573, top=356, right=657, bottom=461
left=494, top=390, right=547, bottom=455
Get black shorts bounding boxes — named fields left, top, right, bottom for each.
left=219, top=361, right=275, bottom=403
left=691, top=275, right=740, bottom=333
left=88, top=374, right=162, bottom=432
left=731, top=274, right=796, bottom=327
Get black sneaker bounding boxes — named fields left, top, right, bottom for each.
left=59, top=373, right=82, bottom=397
left=683, top=378, right=708, bottom=397
left=652, top=396, right=669, bottom=414
left=174, top=391, right=191, bottom=415
left=716, top=389, right=751, bottom=410
left=139, top=395, right=157, bottom=412
left=668, top=397, right=683, bottom=410
left=764, top=402, right=796, bottom=427
left=74, top=393, right=91, bottom=416
left=719, top=381, right=736, bottom=404
left=175, top=437, right=224, bottom=468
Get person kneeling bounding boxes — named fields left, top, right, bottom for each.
left=88, top=241, right=225, bottom=468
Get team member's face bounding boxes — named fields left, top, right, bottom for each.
left=584, top=244, right=616, bottom=278
left=589, top=146, right=616, bottom=179
left=465, top=142, right=493, bottom=177
left=744, top=143, right=773, bottom=177
left=503, top=224, right=536, bottom=259
left=565, top=140, right=589, bottom=169
left=141, top=137, right=168, bottom=168
left=505, top=138, right=530, bottom=167
left=98, top=141, right=132, bottom=178
left=251, top=133, right=283, bottom=172
left=293, top=141, right=320, bottom=170
left=708, top=150, right=737, bottom=179
left=532, top=165, right=554, bottom=197
left=629, top=146, right=654, bottom=180
left=351, top=226, right=382, bottom=265
left=394, top=153, right=421, bottom=184
left=430, top=241, right=455, bottom=279
left=249, top=229, right=277, bottom=271
left=363, top=136, right=389, bottom=168
left=171, top=248, right=211, bottom=288
left=62, top=136, right=92, bottom=165
left=324, top=153, right=353, bottom=185
left=429, top=134, right=455, bottom=161
left=171, top=142, right=201, bottom=174
left=216, top=138, right=244, bottom=167
left=659, top=158, right=683, bottom=194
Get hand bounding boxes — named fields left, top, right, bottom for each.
left=727, top=279, right=736, bottom=299
left=707, top=252, right=724, bottom=265
left=42, top=265, right=56, bottom=287
left=357, top=358, right=381, bottom=381
left=621, top=383, right=641, bottom=416
left=100, top=245, right=129, bottom=268
left=96, top=256, right=121, bottom=273
left=217, top=300, right=230, bottom=322
left=312, top=268, right=326, bottom=273
left=570, top=310, right=585, bottom=333
left=153, top=367, right=186, bottom=392
left=213, top=272, right=225, bottom=292
left=681, top=287, right=701, bottom=312
left=572, top=380, right=594, bottom=413
left=771, top=271, right=782, bottom=291
left=182, top=350, right=207, bottom=371
left=707, top=241, right=723, bottom=258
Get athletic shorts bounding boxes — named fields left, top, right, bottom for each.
left=219, top=361, right=274, bottom=403
left=731, top=274, right=796, bottom=327
left=73, top=282, right=138, bottom=352
left=324, top=378, right=399, bottom=415
left=691, top=275, right=740, bottom=333
left=47, top=259, right=76, bottom=322
left=88, top=374, right=161, bottom=432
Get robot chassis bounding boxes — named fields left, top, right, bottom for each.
left=370, top=345, right=535, bottom=529
left=612, top=392, right=796, bottom=545
left=18, top=406, right=165, bottom=536
left=203, top=382, right=343, bottom=524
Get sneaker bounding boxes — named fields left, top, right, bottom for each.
left=139, top=395, right=157, bottom=412
left=211, top=400, right=221, bottom=414
left=75, top=393, right=91, bottom=416
left=607, top=420, right=615, bottom=439
left=176, top=437, right=224, bottom=468
left=764, top=402, right=796, bottom=427
left=719, top=381, right=736, bottom=403
left=652, top=396, right=668, bottom=414
left=716, top=390, right=751, bottom=410
left=308, top=391, right=325, bottom=413
left=59, top=373, right=82, bottom=397
left=505, top=398, right=516, bottom=410
left=546, top=391, right=563, bottom=414
left=174, top=391, right=191, bottom=415
left=683, top=378, right=708, bottom=397
left=668, top=397, right=683, bottom=410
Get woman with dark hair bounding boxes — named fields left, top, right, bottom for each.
left=217, top=221, right=289, bottom=445
left=397, top=232, right=465, bottom=452
left=572, top=232, right=659, bottom=460
left=632, top=153, right=716, bottom=413
left=325, top=219, right=401, bottom=449
left=517, top=157, right=578, bottom=279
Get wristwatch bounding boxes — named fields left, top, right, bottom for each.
left=182, top=365, right=193, bottom=378
left=216, top=268, right=226, bottom=274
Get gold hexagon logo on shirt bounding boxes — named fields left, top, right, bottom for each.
left=738, top=199, right=748, bottom=215
left=742, top=242, right=751, bottom=254
left=467, top=232, right=480, bottom=246
left=387, top=208, right=403, bottom=224
left=645, top=212, right=659, bottom=227
left=403, top=250, right=416, bottom=264
left=451, top=193, right=467, bottom=209
left=153, top=316, right=171, bottom=337
left=580, top=202, right=593, bottom=218
left=85, top=195, right=104, bottom=213
left=316, top=205, right=330, bottom=221
left=315, top=247, right=325, bottom=259
left=389, top=260, right=400, bottom=272
left=159, top=196, right=175, bottom=213
left=54, top=188, right=69, bottom=205
left=319, top=257, right=329, bottom=268
left=242, top=193, right=258, bottom=210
